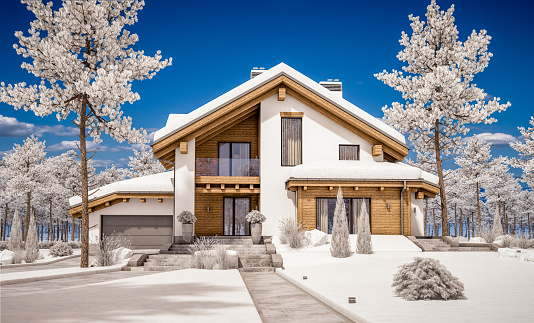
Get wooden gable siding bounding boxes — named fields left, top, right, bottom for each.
left=297, top=186, right=411, bottom=235
left=195, top=110, right=259, bottom=163
left=195, top=193, right=259, bottom=236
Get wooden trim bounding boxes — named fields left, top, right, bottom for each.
left=140, top=198, right=146, bottom=203
left=69, top=193, right=174, bottom=217
left=195, top=176, right=261, bottom=185
left=206, top=183, right=211, bottom=190
left=196, top=107, right=259, bottom=146
left=158, top=198, right=163, bottom=203
left=122, top=198, right=129, bottom=203
left=278, top=87, right=286, bottom=101
left=195, top=187, right=260, bottom=194
left=179, top=142, right=188, bottom=154
left=280, top=112, right=304, bottom=118
left=372, top=145, right=383, bottom=156
left=416, top=192, right=425, bottom=199
left=286, top=179, right=439, bottom=196
left=105, top=202, right=110, bottom=207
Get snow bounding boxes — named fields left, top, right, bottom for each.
left=275, top=236, right=534, bottom=322
left=69, top=171, right=174, bottom=207
left=0, top=248, right=81, bottom=266
left=288, top=160, right=439, bottom=185
left=469, top=237, right=487, bottom=243
left=304, top=229, right=328, bottom=247
left=153, top=63, right=407, bottom=146
left=498, top=248, right=534, bottom=262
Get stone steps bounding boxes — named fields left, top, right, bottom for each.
left=414, top=237, right=494, bottom=252
left=239, top=254, right=273, bottom=267
left=238, top=266, right=276, bottom=273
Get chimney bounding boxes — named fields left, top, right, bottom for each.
left=250, top=67, right=266, bottom=79
left=319, top=79, right=342, bottom=98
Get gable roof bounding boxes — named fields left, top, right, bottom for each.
left=152, top=63, right=409, bottom=166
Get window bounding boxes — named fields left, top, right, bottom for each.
left=281, top=117, right=302, bottom=166
left=339, top=145, right=359, bottom=160
left=316, top=198, right=371, bottom=234
left=218, top=142, right=250, bottom=176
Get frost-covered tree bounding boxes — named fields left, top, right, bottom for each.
left=330, top=187, right=351, bottom=258
left=392, top=257, right=466, bottom=301
left=127, top=145, right=165, bottom=178
left=455, top=136, right=493, bottom=233
left=8, top=209, right=23, bottom=251
left=375, top=1, right=510, bottom=236
left=95, top=164, right=127, bottom=188
left=510, top=117, right=534, bottom=189
left=0, top=1, right=171, bottom=267
left=356, top=200, right=373, bottom=254
left=24, top=209, right=40, bottom=263
left=1, top=135, right=47, bottom=239
left=491, top=204, right=503, bottom=240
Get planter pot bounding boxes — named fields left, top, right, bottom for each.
left=182, top=223, right=194, bottom=243
left=251, top=223, right=262, bottom=244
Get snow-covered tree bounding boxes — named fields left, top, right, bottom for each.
left=1, top=135, right=47, bottom=240
left=8, top=209, right=23, bottom=251
left=0, top=1, right=171, bottom=267
left=356, top=200, right=373, bottom=254
left=491, top=204, right=503, bottom=240
left=95, top=164, right=127, bottom=188
left=330, top=187, right=351, bottom=258
left=127, top=145, right=165, bottom=178
left=510, top=117, right=534, bottom=189
left=375, top=0, right=510, bottom=236
left=24, top=209, right=40, bottom=263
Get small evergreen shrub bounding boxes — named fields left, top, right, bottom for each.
left=94, top=234, right=132, bottom=266
left=215, top=245, right=230, bottom=270
left=356, top=200, right=373, bottom=254
left=330, top=187, right=352, bottom=258
left=12, top=249, right=25, bottom=264
left=392, top=257, right=467, bottom=301
left=24, top=212, right=40, bottom=263
left=0, top=241, right=8, bottom=251
left=494, top=235, right=514, bottom=248
left=8, top=209, right=23, bottom=252
left=49, top=241, right=74, bottom=257
left=278, top=217, right=306, bottom=249
left=190, top=237, right=217, bottom=269
left=246, top=210, right=266, bottom=223
left=176, top=211, right=197, bottom=224
left=38, top=241, right=54, bottom=249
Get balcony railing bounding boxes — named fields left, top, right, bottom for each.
left=196, top=158, right=260, bottom=177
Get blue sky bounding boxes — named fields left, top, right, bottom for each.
left=1, top=0, right=532, bottom=177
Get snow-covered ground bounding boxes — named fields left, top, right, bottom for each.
left=275, top=235, right=534, bottom=323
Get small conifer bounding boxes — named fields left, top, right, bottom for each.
left=330, top=187, right=351, bottom=258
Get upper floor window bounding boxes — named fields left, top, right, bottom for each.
left=281, top=117, right=302, bottom=166
left=339, top=145, right=359, bottom=160
left=219, top=142, right=250, bottom=176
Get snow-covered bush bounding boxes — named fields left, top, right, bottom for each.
left=491, top=206, right=503, bottom=239
left=38, top=241, right=54, bottom=249
left=392, top=257, right=466, bottom=301
left=0, top=241, right=8, bottom=251
left=24, top=212, right=40, bottom=263
left=50, top=242, right=74, bottom=257
left=68, top=241, right=81, bottom=249
left=12, top=249, right=25, bottom=264
left=215, top=245, right=230, bottom=270
left=246, top=210, right=266, bottom=223
left=478, top=225, right=494, bottom=243
left=94, top=234, right=132, bottom=266
left=356, top=200, right=373, bottom=254
left=494, top=235, right=514, bottom=248
left=278, top=216, right=306, bottom=249
left=190, top=237, right=230, bottom=270
left=512, top=236, right=534, bottom=249
left=8, top=209, right=23, bottom=252
left=176, top=211, right=197, bottom=224
left=330, top=187, right=352, bottom=258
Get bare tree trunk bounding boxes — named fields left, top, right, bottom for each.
left=503, top=201, right=507, bottom=235
left=424, top=198, right=428, bottom=236
left=24, top=191, right=31, bottom=241
left=467, top=211, right=470, bottom=240
left=2, top=203, right=7, bottom=241
left=434, top=120, right=448, bottom=236
left=529, top=213, right=531, bottom=239
left=454, top=203, right=457, bottom=237
left=476, top=181, right=481, bottom=236
left=80, top=98, right=89, bottom=268
left=71, top=217, right=75, bottom=241
left=471, top=211, right=475, bottom=238
left=459, top=208, right=463, bottom=238
left=433, top=208, right=437, bottom=237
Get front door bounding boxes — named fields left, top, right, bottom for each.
left=224, top=197, right=250, bottom=235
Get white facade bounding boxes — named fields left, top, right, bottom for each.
left=173, top=138, right=196, bottom=239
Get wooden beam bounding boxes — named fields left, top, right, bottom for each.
left=140, top=198, right=146, bottom=203
left=249, top=184, right=254, bottom=190
left=158, top=198, right=163, bottom=203
left=221, top=184, right=225, bottom=190
left=372, top=145, right=383, bottom=156
left=354, top=186, right=359, bottom=190
left=179, top=141, right=188, bottom=154
left=88, top=208, right=93, bottom=213
left=105, top=202, right=110, bottom=207
left=280, top=112, right=304, bottom=118
left=235, top=184, right=239, bottom=190
left=379, top=187, right=385, bottom=191
left=122, top=198, right=129, bottom=203
left=303, top=186, right=307, bottom=191
left=329, top=186, right=333, bottom=191
left=278, top=87, right=286, bottom=101
left=196, top=176, right=260, bottom=185
left=416, top=192, right=425, bottom=199
left=206, top=183, right=210, bottom=190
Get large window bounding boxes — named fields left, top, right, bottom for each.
left=218, top=142, right=250, bottom=176
left=281, top=117, right=302, bottom=166
left=316, top=198, right=371, bottom=234
left=339, top=145, right=359, bottom=160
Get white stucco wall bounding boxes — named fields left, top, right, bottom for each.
left=410, top=192, right=424, bottom=236
left=174, top=138, right=196, bottom=239
left=88, top=198, right=174, bottom=243
left=260, top=94, right=380, bottom=235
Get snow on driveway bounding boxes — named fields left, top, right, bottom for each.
left=276, top=236, right=534, bottom=323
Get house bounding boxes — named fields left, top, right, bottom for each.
left=69, top=63, right=439, bottom=249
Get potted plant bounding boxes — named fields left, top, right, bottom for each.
left=246, top=210, right=266, bottom=244
left=177, top=211, right=197, bottom=243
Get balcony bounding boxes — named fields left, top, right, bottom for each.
left=195, top=158, right=260, bottom=177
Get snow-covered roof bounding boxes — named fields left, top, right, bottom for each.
left=287, top=160, right=439, bottom=186
left=153, top=63, right=407, bottom=146
left=69, top=171, right=174, bottom=208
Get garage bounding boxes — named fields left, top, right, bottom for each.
left=102, top=215, right=173, bottom=249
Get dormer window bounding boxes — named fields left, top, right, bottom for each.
left=339, top=145, right=359, bottom=160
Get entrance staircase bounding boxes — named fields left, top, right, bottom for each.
left=412, top=236, right=495, bottom=252
left=130, top=236, right=280, bottom=272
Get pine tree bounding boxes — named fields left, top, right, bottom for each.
left=357, top=200, right=373, bottom=254
left=1, top=1, right=171, bottom=267
left=127, top=145, right=165, bottom=178
left=8, top=209, right=23, bottom=251
left=24, top=209, right=40, bottom=263
left=510, top=117, right=534, bottom=189
left=375, top=0, right=510, bottom=236
left=330, top=187, right=351, bottom=258
left=491, top=204, right=503, bottom=241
